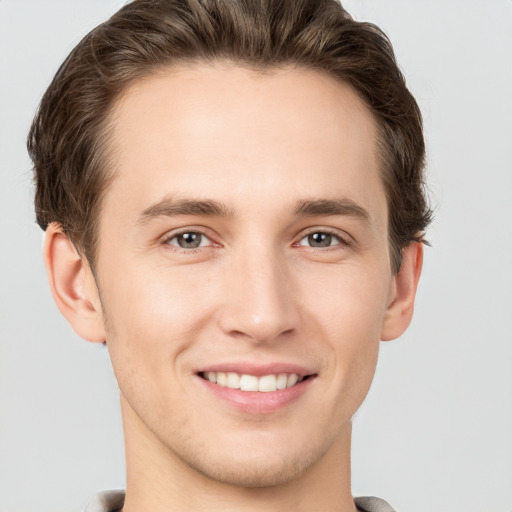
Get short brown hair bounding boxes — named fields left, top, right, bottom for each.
left=28, top=0, right=432, bottom=273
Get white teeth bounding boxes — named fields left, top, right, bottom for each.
left=226, top=372, right=241, bottom=389
left=203, top=371, right=306, bottom=392
left=240, top=374, right=259, bottom=391
left=287, top=374, right=299, bottom=387
left=216, top=372, right=227, bottom=386
left=276, top=373, right=288, bottom=389
left=258, top=374, right=277, bottom=392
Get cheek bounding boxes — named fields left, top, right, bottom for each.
left=303, top=261, right=390, bottom=340
left=104, top=261, right=212, bottom=330
left=99, top=269, right=201, bottom=422
left=300, top=262, right=388, bottom=397
left=100, top=264, right=219, bottom=377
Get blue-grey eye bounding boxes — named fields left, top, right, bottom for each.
left=169, top=232, right=208, bottom=249
left=299, top=232, right=340, bottom=248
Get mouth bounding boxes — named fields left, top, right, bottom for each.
left=195, top=363, right=318, bottom=413
left=198, top=371, right=315, bottom=392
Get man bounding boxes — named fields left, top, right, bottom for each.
left=28, top=0, right=431, bottom=510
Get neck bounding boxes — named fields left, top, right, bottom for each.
left=120, top=395, right=357, bottom=512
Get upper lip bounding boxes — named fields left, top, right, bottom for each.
left=196, top=362, right=316, bottom=377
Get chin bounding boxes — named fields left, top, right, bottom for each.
left=172, top=432, right=332, bottom=489
left=188, top=452, right=316, bottom=488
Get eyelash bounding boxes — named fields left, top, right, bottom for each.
left=161, top=228, right=351, bottom=253
left=295, top=229, right=351, bottom=250
left=161, top=229, right=215, bottom=252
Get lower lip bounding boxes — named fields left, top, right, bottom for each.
left=196, top=375, right=315, bottom=414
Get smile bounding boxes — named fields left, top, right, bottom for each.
left=199, top=371, right=309, bottom=392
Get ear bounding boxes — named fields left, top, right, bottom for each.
left=43, top=223, right=106, bottom=343
left=380, top=242, right=423, bottom=341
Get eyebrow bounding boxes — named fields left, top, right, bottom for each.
left=138, top=196, right=234, bottom=224
left=137, top=196, right=370, bottom=225
left=292, top=198, right=371, bottom=224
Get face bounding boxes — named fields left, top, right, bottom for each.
left=95, top=63, right=396, bottom=486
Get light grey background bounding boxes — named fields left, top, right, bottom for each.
left=1, top=1, right=511, bottom=511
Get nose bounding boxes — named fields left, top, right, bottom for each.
left=217, top=247, right=300, bottom=344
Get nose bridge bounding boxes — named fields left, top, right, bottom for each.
left=218, top=238, right=298, bottom=342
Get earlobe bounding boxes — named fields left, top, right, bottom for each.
left=43, top=223, right=106, bottom=343
left=380, top=242, right=423, bottom=341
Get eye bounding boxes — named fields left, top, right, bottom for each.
left=298, top=231, right=346, bottom=248
left=166, top=231, right=211, bottom=249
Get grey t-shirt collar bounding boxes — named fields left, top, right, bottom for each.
left=84, top=490, right=396, bottom=512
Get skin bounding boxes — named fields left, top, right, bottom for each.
left=44, top=63, right=423, bottom=512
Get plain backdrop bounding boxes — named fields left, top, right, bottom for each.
left=1, top=1, right=511, bottom=511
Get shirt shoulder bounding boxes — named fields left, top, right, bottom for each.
left=83, top=490, right=125, bottom=512
left=355, top=496, right=397, bottom=512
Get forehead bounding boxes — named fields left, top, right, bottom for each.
left=103, top=63, right=385, bottom=224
